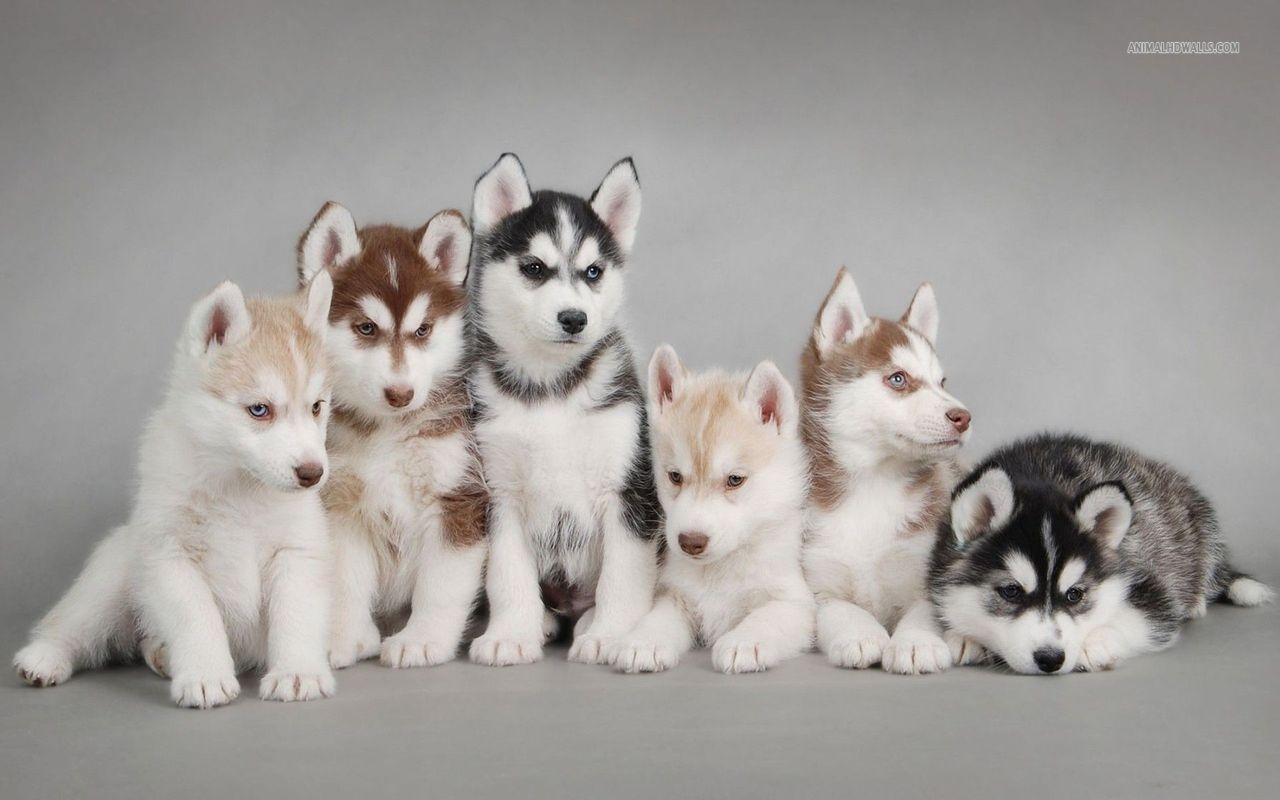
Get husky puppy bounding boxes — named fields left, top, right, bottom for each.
left=296, top=203, right=487, bottom=669
left=610, top=347, right=814, bottom=673
left=466, top=154, right=660, bottom=666
left=13, top=278, right=336, bottom=707
left=800, top=269, right=973, bottom=674
left=930, top=433, right=1274, bottom=674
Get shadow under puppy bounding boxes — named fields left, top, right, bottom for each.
left=14, top=277, right=337, bottom=707
left=610, top=347, right=815, bottom=673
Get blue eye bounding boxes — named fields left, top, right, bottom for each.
left=355, top=321, right=376, bottom=337
left=584, top=264, right=603, bottom=282
left=247, top=403, right=272, bottom=419
left=886, top=371, right=909, bottom=390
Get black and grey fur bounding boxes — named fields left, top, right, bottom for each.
left=929, top=433, right=1272, bottom=674
left=464, top=153, right=660, bottom=666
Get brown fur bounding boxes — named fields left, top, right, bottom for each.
left=204, top=297, right=326, bottom=402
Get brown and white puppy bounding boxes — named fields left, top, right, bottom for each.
left=297, top=203, right=487, bottom=669
left=800, top=268, right=973, bottom=674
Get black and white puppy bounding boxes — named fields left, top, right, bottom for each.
left=930, top=433, right=1273, bottom=674
left=466, top=154, right=660, bottom=665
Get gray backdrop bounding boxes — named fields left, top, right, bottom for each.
left=2, top=2, right=1277, bottom=798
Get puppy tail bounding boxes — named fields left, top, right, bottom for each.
left=1222, top=572, right=1275, bottom=607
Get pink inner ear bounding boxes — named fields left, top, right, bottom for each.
left=757, top=383, right=780, bottom=428
left=830, top=306, right=854, bottom=344
left=323, top=228, right=342, bottom=269
left=433, top=233, right=455, bottom=273
left=206, top=304, right=229, bottom=348
left=658, top=367, right=676, bottom=404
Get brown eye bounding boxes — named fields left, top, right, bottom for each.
left=726, top=474, right=746, bottom=489
left=312, top=400, right=323, bottom=417
left=997, top=584, right=1024, bottom=602
left=885, top=371, right=909, bottom=391
left=246, top=403, right=273, bottom=420
left=415, top=322, right=432, bottom=338
left=355, top=321, right=377, bottom=337
left=1065, top=587, right=1086, bottom=605
left=667, top=470, right=683, bottom=486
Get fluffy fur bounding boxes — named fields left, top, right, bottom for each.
left=800, top=269, right=973, bottom=674
left=13, top=278, right=337, bottom=707
left=610, top=348, right=815, bottom=673
left=930, top=433, right=1274, bottom=674
left=297, top=204, right=487, bottom=670
left=466, top=154, right=661, bottom=666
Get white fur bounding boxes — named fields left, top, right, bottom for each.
left=472, top=153, right=533, bottom=232
left=13, top=280, right=336, bottom=707
left=1074, top=484, right=1133, bottom=550
left=1227, top=577, right=1276, bottom=606
left=298, top=203, right=360, bottom=283
left=951, top=467, right=1015, bottom=544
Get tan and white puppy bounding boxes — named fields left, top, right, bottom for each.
left=800, top=269, right=973, bottom=674
left=297, top=204, right=487, bottom=670
left=14, top=278, right=336, bottom=707
left=610, top=347, right=814, bottom=673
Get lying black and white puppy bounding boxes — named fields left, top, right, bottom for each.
left=929, top=433, right=1272, bottom=674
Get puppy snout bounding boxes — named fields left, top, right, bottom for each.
left=946, top=408, right=971, bottom=434
left=557, top=309, right=588, bottom=335
left=384, top=385, right=415, bottom=408
left=677, top=531, right=709, bottom=557
left=1033, top=647, right=1065, bottom=674
left=294, top=462, right=325, bottom=488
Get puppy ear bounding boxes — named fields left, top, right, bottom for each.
left=472, top=153, right=532, bottom=232
left=297, top=202, right=360, bottom=285
left=1074, top=483, right=1132, bottom=550
left=302, top=270, right=333, bottom=339
left=950, top=466, right=1015, bottom=545
left=187, top=281, right=252, bottom=357
left=590, top=157, right=642, bottom=256
left=813, top=268, right=869, bottom=358
left=743, top=361, right=797, bottom=436
left=419, top=210, right=472, bottom=287
left=648, top=344, right=685, bottom=413
left=901, top=282, right=939, bottom=346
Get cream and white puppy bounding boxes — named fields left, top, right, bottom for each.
left=13, top=277, right=336, bottom=707
left=610, top=347, right=814, bottom=673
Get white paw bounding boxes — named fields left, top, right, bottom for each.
left=379, top=635, right=458, bottom=668
left=327, top=621, right=381, bottom=669
left=568, top=632, right=617, bottom=665
left=141, top=638, right=170, bottom=678
left=259, top=670, right=335, bottom=702
left=1077, top=629, right=1122, bottom=672
left=469, top=632, right=543, bottom=666
left=542, top=610, right=561, bottom=643
left=712, top=638, right=778, bottom=674
left=610, top=639, right=681, bottom=673
left=944, top=631, right=988, bottom=666
left=14, top=641, right=74, bottom=687
left=824, top=629, right=890, bottom=669
left=170, top=673, right=240, bottom=709
left=882, top=631, right=952, bottom=675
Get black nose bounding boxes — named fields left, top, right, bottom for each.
left=557, top=309, right=588, bottom=335
left=294, top=462, right=324, bottom=488
left=1033, top=647, right=1065, bottom=673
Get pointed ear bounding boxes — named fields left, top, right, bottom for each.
left=472, top=153, right=532, bottom=232
left=901, top=282, right=939, bottom=346
left=1074, top=483, right=1132, bottom=550
left=298, top=202, right=360, bottom=285
left=419, top=209, right=472, bottom=287
left=590, top=157, right=642, bottom=256
left=302, top=270, right=333, bottom=339
left=648, top=344, right=685, bottom=413
left=951, top=466, right=1015, bottom=545
left=813, top=268, right=869, bottom=357
left=743, top=361, right=798, bottom=436
left=187, top=281, right=252, bottom=357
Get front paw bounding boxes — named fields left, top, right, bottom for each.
left=141, top=637, right=170, bottom=678
left=611, top=639, right=681, bottom=673
left=1077, top=628, right=1122, bottom=672
left=14, top=641, right=73, bottom=688
left=328, top=622, right=381, bottom=670
left=568, top=632, right=618, bottom=665
left=469, top=632, right=543, bottom=666
left=824, top=629, right=890, bottom=669
left=259, top=670, right=335, bottom=702
left=712, top=638, right=778, bottom=674
left=882, top=631, right=952, bottom=675
left=170, top=673, right=240, bottom=709
left=380, top=635, right=458, bottom=668
left=944, top=631, right=988, bottom=666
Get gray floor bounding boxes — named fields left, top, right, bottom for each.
left=3, top=592, right=1277, bottom=800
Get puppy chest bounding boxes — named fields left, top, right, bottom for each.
left=330, top=432, right=471, bottom=526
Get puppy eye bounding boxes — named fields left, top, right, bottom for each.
left=667, top=470, right=683, bottom=486
left=885, top=371, right=909, bottom=390
left=247, top=403, right=273, bottom=420
left=1064, top=586, right=1086, bottom=605
left=584, top=264, right=604, bottom=283
left=726, top=474, right=746, bottom=489
left=996, top=584, right=1024, bottom=601
left=520, top=260, right=546, bottom=279
left=355, top=321, right=377, bottom=337
left=311, top=400, right=324, bottom=417
left=415, top=322, right=432, bottom=338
